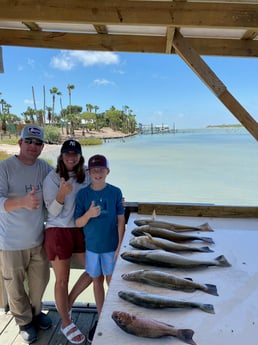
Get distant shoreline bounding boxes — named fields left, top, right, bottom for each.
left=206, top=124, right=243, bottom=128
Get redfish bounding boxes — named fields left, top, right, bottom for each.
left=121, top=249, right=231, bottom=268
left=132, top=225, right=214, bottom=243
left=129, top=233, right=213, bottom=253
left=134, top=219, right=213, bottom=232
left=112, top=310, right=196, bottom=345
left=118, top=290, right=215, bottom=314
left=122, top=269, right=218, bottom=296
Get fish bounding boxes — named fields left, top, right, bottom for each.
left=118, top=290, right=215, bottom=314
left=132, top=225, right=214, bottom=243
left=122, top=269, right=218, bottom=296
left=112, top=310, right=196, bottom=345
left=134, top=219, right=214, bottom=232
left=129, top=233, right=213, bottom=253
left=121, top=249, right=231, bottom=268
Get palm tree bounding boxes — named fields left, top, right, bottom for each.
left=32, top=86, right=37, bottom=113
left=67, top=84, right=75, bottom=114
left=0, top=98, right=5, bottom=114
left=49, top=87, right=59, bottom=123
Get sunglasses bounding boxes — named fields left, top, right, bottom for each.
left=23, top=138, right=44, bottom=146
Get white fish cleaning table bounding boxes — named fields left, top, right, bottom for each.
left=92, top=213, right=258, bottom=345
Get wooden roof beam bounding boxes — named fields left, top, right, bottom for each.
left=1, top=29, right=258, bottom=57
left=1, top=1, right=258, bottom=29
left=0, top=47, right=3, bottom=73
left=172, top=29, right=258, bottom=140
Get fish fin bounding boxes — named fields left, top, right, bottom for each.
left=199, top=222, right=214, bottom=232
left=215, top=255, right=231, bottom=267
left=205, top=284, right=219, bottom=296
left=184, top=277, right=193, bottom=282
left=143, top=232, right=153, bottom=239
left=200, top=236, right=214, bottom=244
left=176, top=329, right=196, bottom=345
left=200, top=303, right=215, bottom=314
left=199, top=246, right=214, bottom=253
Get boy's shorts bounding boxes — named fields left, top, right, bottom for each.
left=44, top=227, right=85, bottom=260
left=86, top=250, right=115, bottom=278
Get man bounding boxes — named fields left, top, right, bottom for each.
left=0, top=125, right=53, bottom=344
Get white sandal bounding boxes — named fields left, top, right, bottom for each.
left=61, top=322, right=85, bottom=344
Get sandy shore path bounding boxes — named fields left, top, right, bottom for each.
left=0, top=127, right=134, bottom=155
left=0, top=143, right=60, bottom=155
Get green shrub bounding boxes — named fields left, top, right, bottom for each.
left=78, top=138, right=103, bottom=146
left=44, top=126, right=61, bottom=144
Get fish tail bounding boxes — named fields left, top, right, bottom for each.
left=199, top=222, right=214, bottom=232
left=215, top=255, right=231, bottom=267
left=176, top=329, right=196, bottom=345
left=204, top=283, right=219, bottom=296
left=199, top=246, right=213, bottom=252
left=199, top=303, right=215, bottom=314
left=200, top=236, right=214, bottom=244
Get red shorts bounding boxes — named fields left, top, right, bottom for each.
left=44, top=227, right=85, bottom=261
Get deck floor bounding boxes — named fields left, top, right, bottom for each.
left=0, top=303, right=97, bottom=345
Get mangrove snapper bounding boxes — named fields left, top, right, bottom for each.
left=129, top=233, right=213, bottom=253
left=112, top=310, right=196, bottom=345
left=122, top=269, right=218, bottom=296
left=118, top=290, right=215, bottom=314
left=121, top=249, right=231, bottom=268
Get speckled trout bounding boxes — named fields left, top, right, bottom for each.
left=134, top=219, right=214, bottom=232
left=112, top=311, right=196, bottom=345
left=122, top=269, right=218, bottom=296
left=132, top=225, right=214, bottom=243
left=129, top=233, right=213, bottom=253
left=121, top=249, right=231, bottom=268
left=118, top=290, right=215, bottom=314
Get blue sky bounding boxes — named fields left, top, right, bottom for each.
left=1, top=46, right=258, bottom=129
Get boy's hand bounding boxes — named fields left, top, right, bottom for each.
left=87, top=200, right=101, bottom=218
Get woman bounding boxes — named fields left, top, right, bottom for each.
left=43, top=139, right=92, bottom=344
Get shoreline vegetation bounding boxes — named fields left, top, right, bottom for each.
left=0, top=127, right=136, bottom=157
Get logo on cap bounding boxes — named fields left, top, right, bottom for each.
left=28, top=127, right=41, bottom=136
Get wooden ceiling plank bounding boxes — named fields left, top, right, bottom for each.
left=0, top=1, right=258, bottom=29
left=172, top=29, right=258, bottom=140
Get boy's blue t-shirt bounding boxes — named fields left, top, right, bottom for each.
left=74, top=183, right=124, bottom=253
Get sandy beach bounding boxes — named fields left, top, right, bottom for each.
left=0, top=127, right=132, bottom=155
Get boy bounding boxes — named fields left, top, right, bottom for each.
left=74, top=154, right=125, bottom=343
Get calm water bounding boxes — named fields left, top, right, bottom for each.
left=42, top=127, right=258, bottom=206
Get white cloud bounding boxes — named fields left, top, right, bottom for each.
left=24, top=99, right=34, bottom=106
left=27, top=58, right=35, bottom=69
left=94, top=78, right=114, bottom=86
left=50, top=52, right=75, bottom=70
left=50, top=51, right=119, bottom=70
